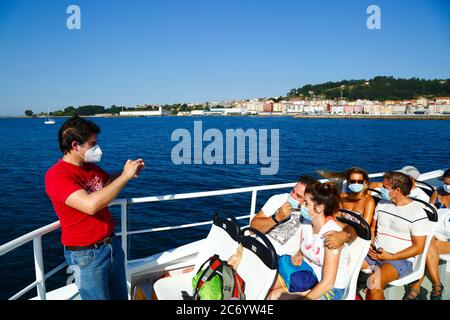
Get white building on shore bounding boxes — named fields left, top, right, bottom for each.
left=120, top=106, right=171, bottom=116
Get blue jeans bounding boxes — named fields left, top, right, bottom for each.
left=64, top=235, right=128, bottom=300
left=320, top=288, right=345, bottom=300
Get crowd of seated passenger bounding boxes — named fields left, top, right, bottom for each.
left=248, top=166, right=449, bottom=300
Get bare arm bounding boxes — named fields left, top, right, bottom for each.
left=370, top=217, right=377, bottom=245
left=430, top=190, right=438, bottom=206
left=250, top=202, right=291, bottom=234
left=323, top=216, right=357, bottom=249
left=304, top=247, right=341, bottom=300
left=369, top=235, right=427, bottom=261
left=65, top=159, right=144, bottom=215
left=363, top=196, right=375, bottom=226
left=104, top=173, right=121, bottom=187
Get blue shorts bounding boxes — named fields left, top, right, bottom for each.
left=365, top=256, right=413, bottom=278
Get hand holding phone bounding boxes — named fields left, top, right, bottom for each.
left=370, top=243, right=381, bottom=253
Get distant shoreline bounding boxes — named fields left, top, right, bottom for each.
left=4, top=114, right=450, bottom=120
left=293, top=114, right=450, bottom=120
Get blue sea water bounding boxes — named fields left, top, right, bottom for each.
left=0, top=116, right=449, bottom=299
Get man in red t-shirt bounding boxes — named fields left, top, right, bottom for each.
left=45, top=115, right=144, bottom=300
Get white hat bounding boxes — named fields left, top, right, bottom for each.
left=397, top=166, right=420, bottom=180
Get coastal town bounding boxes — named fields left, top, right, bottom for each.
left=22, top=77, right=450, bottom=119
left=118, top=96, right=450, bottom=117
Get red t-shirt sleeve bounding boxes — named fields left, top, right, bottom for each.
left=45, top=170, right=83, bottom=204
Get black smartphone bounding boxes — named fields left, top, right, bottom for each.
left=371, top=243, right=381, bottom=252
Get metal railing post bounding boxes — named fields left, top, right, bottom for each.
left=33, top=237, right=46, bottom=300
left=120, top=200, right=128, bottom=266
left=250, top=189, right=258, bottom=218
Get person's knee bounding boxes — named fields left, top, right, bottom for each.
left=367, top=288, right=384, bottom=298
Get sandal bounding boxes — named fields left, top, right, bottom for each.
left=430, top=283, right=444, bottom=301
left=403, top=285, right=428, bottom=300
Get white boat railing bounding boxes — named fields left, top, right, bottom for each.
left=0, top=172, right=392, bottom=300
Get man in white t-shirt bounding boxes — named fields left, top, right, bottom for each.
left=363, top=171, right=431, bottom=300
left=250, top=176, right=318, bottom=256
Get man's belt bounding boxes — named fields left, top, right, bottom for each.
left=65, top=233, right=115, bottom=251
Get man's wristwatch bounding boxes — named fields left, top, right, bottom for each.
left=271, top=213, right=280, bottom=225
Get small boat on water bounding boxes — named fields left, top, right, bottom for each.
left=44, top=118, right=56, bottom=125
left=0, top=169, right=448, bottom=300
left=44, top=110, right=55, bottom=125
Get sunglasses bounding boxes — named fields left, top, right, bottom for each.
left=349, top=179, right=365, bottom=184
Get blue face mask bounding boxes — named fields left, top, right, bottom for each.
left=443, top=184, right=450, bottom=194
left=288, top=195, right=300, bottom=210
left=348, top=183, right=364, bottom=193
left=300, top=206, right=311, bottom=221
left=380, top=187, right=391, bottom=201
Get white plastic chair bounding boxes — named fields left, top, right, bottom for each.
left=336, top=209, right=372, bottom=300
left=153, top=213, right=241, bottom=300
left=384, top=221, right=437, bottom=299
left=236, top=227, right=278, bottom=300
left=342, top=237, right=371, bottom=300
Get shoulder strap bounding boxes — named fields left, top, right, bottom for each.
left=193, top=254, right=224, bottom=299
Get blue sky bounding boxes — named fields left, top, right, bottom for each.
left=0, top=0, right=449, bottom=116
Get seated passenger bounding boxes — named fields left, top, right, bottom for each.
left=269, top=182, right=350, bottom=300
left=363, top=172, right=431, bottom=300
left=319, top=167, right=375, bottom=225
left=370, top=166, right=430, bottom=202
left=405, top=168, right=450, bottom=300
left=250, top=175, right=318, bottom=256
left=251, top=176, right=357, bottom=257
left=431, top=168, right=450, bottom=209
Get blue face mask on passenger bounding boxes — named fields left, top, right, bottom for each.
left=380, top=187, right=391, bottom=201
left=288, top=195, right=300, bottom=210
left=443, top=183, right=450, bottom=194
left=300, top=206, right=311, bottom=221
left=348, top=183, right=364, bottom=193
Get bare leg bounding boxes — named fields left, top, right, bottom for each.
left=425, top=239, right=443, bottom=286
left=268, top=277, right=287, bottom=300
left=366, top=263, right=399, bottom=300
left=227, top=245, right=243, bottom=269
left=361, top=260, right=370, bottom=269
left=408, top=239, right=439, bottom=296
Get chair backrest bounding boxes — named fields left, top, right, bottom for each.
left=409, top=221, right=436, bottom=275
left=342, top=237, right=371, bottom=300
left=336, top=209, right=372, bottom=300
left=416, top=180, right=435, bottom=198
left=193, top=212, right=241, bottom=273
left=401, top=199, right=437, bottom=277
left=409, top=197, right=438, bottom=222
left=236, top=227, right=278, bottom=300
left=337, top=209, right=372, bottom=241
left=368, top=188, right=383, bottom=206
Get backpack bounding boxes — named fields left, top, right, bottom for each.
left=192, top=254, right=246, bottom=300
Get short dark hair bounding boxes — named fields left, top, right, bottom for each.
left=443, top=168, right=450, bottom=179
left=297, top=175, right=318, bottom=186
left=384, top=171, right=413, bottom=196
left=58, top=115, right=100, bottom=154
left=305, top=181, right=340, bottom=217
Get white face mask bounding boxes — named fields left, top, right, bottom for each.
left=80, top=144, right=102, bottom=163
